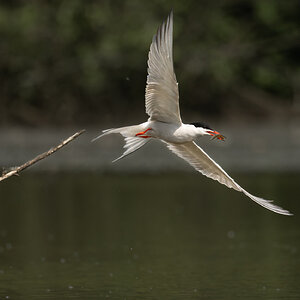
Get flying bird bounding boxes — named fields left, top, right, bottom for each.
left=93, top=12, right=291, bottom=216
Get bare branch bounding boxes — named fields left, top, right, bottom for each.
left=0, top=129, right=86, bottom=182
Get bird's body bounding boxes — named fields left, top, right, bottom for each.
left=108, top=121, right=200, bottom=143
left=94, top=12, right=291, bottom=216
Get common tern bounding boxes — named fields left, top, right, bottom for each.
left=94, top=12, right=291, bottom=216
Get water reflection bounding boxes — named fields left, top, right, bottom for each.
left=0, top=173, right=298, bottom=299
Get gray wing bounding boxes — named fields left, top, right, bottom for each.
left=145, top=11, right=182, bottom=125
left=167, top=141, right=292, bottom=215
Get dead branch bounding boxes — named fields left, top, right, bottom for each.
left=0, top=129, right=85, bottom=182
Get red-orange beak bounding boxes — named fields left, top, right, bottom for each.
left=207, top=130, right=226, bottom=141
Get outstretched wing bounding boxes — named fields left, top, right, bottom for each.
left=167, top=141, right=292, bottom=215
left=145, top=11, right=181, bottom=125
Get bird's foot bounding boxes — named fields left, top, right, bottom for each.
left=135, top=128, right=152, bottom=138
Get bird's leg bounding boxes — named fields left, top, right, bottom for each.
left=135, top=128, right=152, bottom=138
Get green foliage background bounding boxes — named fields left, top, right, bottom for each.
left=0, top=0, right=299, bottom=126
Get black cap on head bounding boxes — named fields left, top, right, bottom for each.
left=190, top=122, right=212, bottom=130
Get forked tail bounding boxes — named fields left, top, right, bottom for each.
left=112, top=136, right=150, bottom=162
left=92, top=125, right=150, bottom=162
left=92, top=127, right=127, bottom=142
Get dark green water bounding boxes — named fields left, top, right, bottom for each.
left=0, top=173, right=299, bottom=299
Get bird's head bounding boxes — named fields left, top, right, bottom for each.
left=190, top=122, right=226, bottom=141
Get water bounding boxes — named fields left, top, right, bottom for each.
left=0, top=173, right=299, bottom=299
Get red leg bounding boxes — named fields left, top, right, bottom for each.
left=139, top=135, right=151, bottom=138
left=135, top=128, right=152, bottom=137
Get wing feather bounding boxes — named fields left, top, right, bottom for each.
left=167, top=141, right=292, bottom=215
left=145, top=11, right=181, bottom=124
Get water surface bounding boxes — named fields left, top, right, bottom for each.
left=0, top=173, right=299, bottom=299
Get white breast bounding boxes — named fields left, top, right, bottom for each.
left=150, top=122, right=197, bottom=143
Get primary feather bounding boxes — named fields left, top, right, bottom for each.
left=145, top=11, right=181, bottom=125
left=167, top=142, right=292, bottom=215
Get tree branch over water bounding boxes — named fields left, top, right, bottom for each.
left=0, top=129, right=85, bottom=182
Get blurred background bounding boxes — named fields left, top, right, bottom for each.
left=0, top=0, right=299, bottom=172
left=0, top=1, right=300, bottom=299
left=0, top=0, right=299, bottom=126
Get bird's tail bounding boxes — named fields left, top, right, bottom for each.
left=112, top=136, right=150, bottom=162
left=92, top=124, right=151, bottom=162
left=92, top=125, right=140, bottom=142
